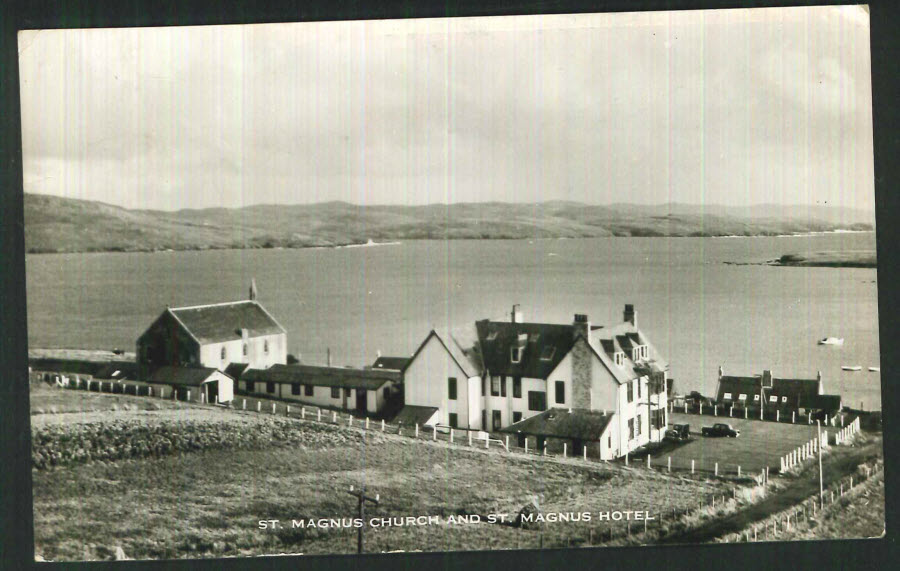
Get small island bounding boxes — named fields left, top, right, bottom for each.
left=768, top=251, right=877, bottom=268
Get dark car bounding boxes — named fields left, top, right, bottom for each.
left=701, top=423, right=740, bottom=437
left=665, top=423, right=691, bottom=442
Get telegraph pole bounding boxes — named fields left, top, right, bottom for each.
left=348, top=485, right=379, bottom=554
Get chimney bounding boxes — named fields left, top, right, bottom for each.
left=327, top=347, right=332, bottom=367
left=624, top=304, right=636, bottom=327
left=762, top=369, right=773, bottom=388
left=573, top=314, right=591, bottom=343
left=249, top=278, right=258, bottom=301
left=718, top=365, right=724, bottom=379
left=241, top=328, right=249, bottom=343
left=511, top=304, right=523, bottom=324
left=377, top=349, right=382, bottom=358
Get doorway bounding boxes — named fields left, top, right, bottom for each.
left=356, top=389, right=368, bottom=414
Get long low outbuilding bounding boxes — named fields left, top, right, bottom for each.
left=148, top=366, right=235, bottom=404
left=240, top=364, right=401, bottom=415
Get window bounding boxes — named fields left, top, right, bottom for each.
left=448, top=377, right=457, bottom=400
left=540, top=346, right=556, bottom=361
left=501, top=376, right=507, bottom=397
left=266, top=382, right=275, bottom=394
left=481, top=377, right=486, bottom=396
left=513, top=411, right=522, bottom=423
left=627, top=382, right=634, bottom=403
left=510, top=347, right=523, bottom=363
left=243, top=343, right=248, bottom=356
left=264, top=340, right=269, bottom=354
left=305, top=384, right=314, bottom=396
left=636, top=379, right=641, bottom=400
left=555, top=381, right=565, bottom=404
left=636, top=415, right=642, bottom=436
left=491, top=376, right=500, bottom=397
left=221, top=347, right=227, bottom=360
left=628, top=418, right=635, bottom=440
left=615, top=352, right=624, bottom=366
left=738, top=393, right=747, bottom=401
left=481, top=410, right=486, bottom=430
left=246, top=381, right=254, bottom=392
left=754, top=394, right=760, bottom=401
left=492, top=410, right=502, bottom=431
left=527, top=391, right=547, bottom=412
left=781, top=396, right=788, bottom=403
left=724, top=392, right=732, bottom=400
left=331, top=387, right=340, bottom=399
left=449, top=413, right=458, bottom=428
left=769, top=395, right=778, bottom=403
left=513, top=377, right=522, bottom=398
left=291, top=383, right=301, bottom=395
left=345, top=388, right=352, bottom=397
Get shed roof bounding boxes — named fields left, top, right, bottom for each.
left=371, top=356, right=411, bottom=371
left=224, top=362, right=250, bottom=380
left=717, top=373, right=824, bottom=405
left=499, top=408, right=615, bottom=441
left=148, top=366, right=229, bottom=386
left=242, top=364, right=399, bottom=390
left=168, top=300, right=286, bottom=344
left=392, top=405, right=439, bottom=427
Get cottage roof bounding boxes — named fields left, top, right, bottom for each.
left=592, top=321, right=668, bottom=382
left=149, top=366, right=229, bottom=386
left=167, top=300, right=286, bottom=344
left=242, top=364, right=399, bottom=390
left=475, top=320, right=574, bottom=379
left=408, top=329, right=482, bottom=378
left=371, top=356, right=411, bottom=371
left=716, top=373, right=824, bottom=405
left=499, top=408, right=615, bottom=441
left=392, top=405, right=439, bottom=427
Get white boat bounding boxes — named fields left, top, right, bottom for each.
left=841, top=365, right=862, bottom=371
left=869, top=367, right=880, bottom=372
left=818, top=337, right=844, bottom=345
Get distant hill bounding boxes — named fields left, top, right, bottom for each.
left=23, top=193, right=875, bottom=254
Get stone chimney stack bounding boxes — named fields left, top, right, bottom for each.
left=762, top=369, right=773, bottom=388
left=718, top=365, right=724, bottom=379
left=573, top=314, right=591, bottom=344
left=511, top=304, right=523, bottom=324
left=624, top=304, right=636, bottom=327
left=327, top=347, right=332, bottom=367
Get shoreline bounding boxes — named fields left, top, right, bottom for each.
left=24, top=230, right=876, bottom=256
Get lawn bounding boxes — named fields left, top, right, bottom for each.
left=31, top=387, right=734, bottom=560
left=637, top=413, right=821, bottom=475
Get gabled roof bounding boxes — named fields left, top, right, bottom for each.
left=475, top=320, right=574, bottom=379
left=167, top=300, right=286, bottom=344
left=242, top=364, right=399, bottom=390
left=716, top=376, right=761, bottom=401
left=392, top=405, right=439, bottom=426
left=224, top=362, right=250, bottom=380
left=592, top=321, right=668, bottom=382
left=499, top=408, right=615, bottom=441
left=372, top=356, right=411, bottom=371
left=149, top=366, right=230, bottom=386
left=408, top=329, right=482, bottom=378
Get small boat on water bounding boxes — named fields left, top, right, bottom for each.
left=869, top=367, right=880, bottom=372
left=841, top=365, right=862, bottom=371
left=818, top=337, right=844, bottom=345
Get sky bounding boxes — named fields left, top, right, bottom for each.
left=18, top=6, right=874, bottom=212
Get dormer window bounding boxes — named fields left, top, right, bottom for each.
left=540, top=346, right=556, bottom=361
left=221, top=347, right=227, bottom=360
left=614, top=352, right=625, bottom=366
left=511, top=346, right=523, bottom=364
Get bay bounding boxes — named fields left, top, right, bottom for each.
left=25, top=232, right=881, bottom=410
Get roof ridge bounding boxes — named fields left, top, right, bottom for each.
left=170, top=299, right=255, bottom=311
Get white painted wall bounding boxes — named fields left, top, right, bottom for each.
left=404, top=334, right=474, bottom=428
left=199, top=333, right=287, bottom=372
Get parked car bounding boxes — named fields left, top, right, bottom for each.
left=701, top=423, right=740, bottom=437
left=665, top=423, right=691, bottom=442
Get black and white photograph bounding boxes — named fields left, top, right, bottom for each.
left=14, top=4, right=884, bottom=561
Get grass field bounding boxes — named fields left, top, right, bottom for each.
left=31, top=386, right=733, bottom=560
left=639, top=412, right=821, bottom=474
left=30, top=383, right=184, bottom=416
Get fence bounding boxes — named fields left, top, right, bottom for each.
left=835, top=417, right=861, bottom=444
left=719, top=460, right=883, bottom=543
left=779, top=432, right=828, bottom=473
left=671, top=401, right=848, bottom=427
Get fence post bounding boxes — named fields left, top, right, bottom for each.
left=187, top=390, right=191, bottom=401
left=348, top=415, right=353, bottom=427
left=792, top=411, right=795, bottom=423
left=332, top=411, right=337, bottom=423
left=301, top=407, right=306, bottom=419
left=524, top=438, right=528, bottom=453
left=744, top=407, right=748, bottom=419
left=543, top=443, right=546, bottom=456
left=415, top=423, right=419, bottom=438
left=286, top=405, right=290, bottom=415
left=450, top=429, right=454, bottom=443
left=691, top=459, right=695, bottom=474
left=625, top=453, right=629, bottom=466
left=647, top=454, right=651, bottom=470
left=715, top=462, right=719, bottom=476
left=366, top=417, right=370, bottom=430
left=468, top=432, right=472, bottom=447
left=776, top=410, right=780, bottom=422
left=714, top=405, right=718, bottom=417
left=256, top=401, right=261, bottom=412
left=272, top=402, right=276, bottom=414
left=584, top=447, right=587, bottom=461
left=381, top=419, right=385, bottom=431
left=738, top=465, right=741, bottom=477
left=318, top=409, right=322, bottom=422
left=563, top=443, right=567, bottom=457
left=700, top=403, right=703, bottom=415
left=486, top=435, right=490, bottom=449
left=434, top=426, right=438, bottom=441
left=505, top=435, right=509, bottom=450
left=808, top=412, right=811, bottom=424
left=668, top=456, right=671, bottom=472
left=215, top=395, right=219, bottom=405
left=684, top=402, right=688, bottom=413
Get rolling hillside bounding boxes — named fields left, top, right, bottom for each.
left=23, top=193, right=875, bottom=254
